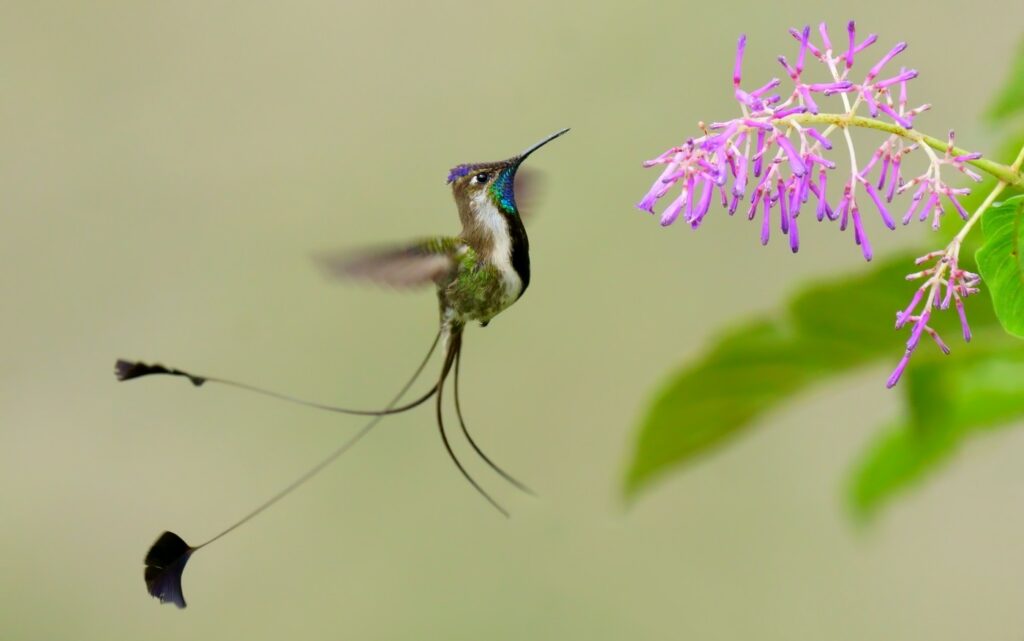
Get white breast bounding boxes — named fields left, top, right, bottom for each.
left=472, top=191, right=523, bottom=303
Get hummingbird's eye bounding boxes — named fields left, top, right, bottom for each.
left=473, top=172, right=491, bottom=184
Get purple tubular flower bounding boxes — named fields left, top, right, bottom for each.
left=852, top=206, right=873, bottom=260
left=777, top=55, right=798, bottom=80
left=807, top=81, right=853, bottom=94
left=837, top=192, right=851, bottom=230
left=866, top=42, right=908, bottom=81
left=928, top=327, right=951, bottom=354
left=886, top=353, right=911, bottom=388
left=685, top=175, right=697, bottom=222
left=878, top=155, right=890, bottom=190
left=754, top=129, right=767, bottom=177
left=954, top=152, right=983, bottom=162
left=775, top=135, right=806, bottom=176
left=705, top=122, right=738, bottom=149
left=864, top=182, right=895, bottom=229
left=956, top=297, right=972, bottom=342
left=733, top=156, right=748, bottom=197
left=896, top=288, right=924, bottom=328
left=853, top=33, right=878, bottom=55
left=805, top=128, right=832, bottom=150
left=734, top=88, right=755, bottom=107
left=921, top=193, right=940, bottom=227
left=796, top=171, right=810, bottom=208
left=789, top=208, right=800, bottom=252
left=902, top=184, right=926, bottom=224
left=796, top=25, right=810, bottom=73
left=906, top=310, right=931, bottom=351
left=637, top=192, right=658, bottom=213
left=862, top=88, right=880, bottom=117
left=941, top=277, right=956, bottom=310
left=805, top=153, right=834, bottom=169
left=660, top=192, right=687, bottom=226
left=751, top=78, right=782, bottom=98
left=734, top=34, right=746, bottom=87
left=789, top=182, right=802, bottom=218
left=875, top=69, right=918, bottom=89
left=791, top=27, right=822, bottom=58
left=818, top=22, right=832, bottom=50
left=947, top=193, right=969, bottom=219
left=760, top=189, right=772, bottom=245
left=747, top=184, right=763, bottom=221
left=845, top=20, right=856, bottom=68
left=773, top=105, right=808, bottom=119
left=796, top=86, right=819, bottom=114
left=812, top=170, right=831, bottom=221
left=886, top=157, right=901, bottom=202
left=640, top=162, right=681, bottom=211
left=809, top=184, right=825, bottom=222
left=778, top=180, right=789, bottom=234
left=691, top=178, right=715, bottom=227
left=877, top=103, right=913, bottom=129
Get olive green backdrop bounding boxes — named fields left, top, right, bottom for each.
left=3, top=1, right=1023, bottom=639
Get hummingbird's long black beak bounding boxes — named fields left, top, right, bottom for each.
left=514, top=128, right=570, bottom=166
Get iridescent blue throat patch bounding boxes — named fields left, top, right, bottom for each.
left=489, top=167, right=517, bottom=214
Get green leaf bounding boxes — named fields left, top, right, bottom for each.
left=624, top=248, right=1007, bottom=502
left=987, top=37, right=1024, bottom=123
left=976, top=195, right=1024, bottom=337
left=849, top=341, right=1024, bottom=517
left=624, top=255, right=917, bottom=498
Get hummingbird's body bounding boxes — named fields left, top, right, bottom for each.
left=438, top=176, right=529, bottom=329
left=118, top=129, right=569, bottom=609
left=338, top=131, right=567, bottom=341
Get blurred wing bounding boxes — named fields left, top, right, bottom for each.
left=313, top=238, right=462, bottom=289
left=513, top=168, right=546, bottom=222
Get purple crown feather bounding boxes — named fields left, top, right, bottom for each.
left=447, top=164, right=473, bottom=183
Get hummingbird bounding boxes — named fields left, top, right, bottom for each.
left=115, top=127, right=570, bottom=608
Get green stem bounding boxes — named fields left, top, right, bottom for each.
left=787, top=113, right=1024, bottom=187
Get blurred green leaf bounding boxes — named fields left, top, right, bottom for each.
left=624, top=255, right=916, bottom=498
left=625, top=248, right=1009, bottom=504
left=976, top=195, right=1024, bottom=337
left=849, top=341, right=1024, bottom=517
left=986, top=37, right=1024, bottom=123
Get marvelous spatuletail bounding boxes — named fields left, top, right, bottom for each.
left=116, top=128, right=569, bottom=608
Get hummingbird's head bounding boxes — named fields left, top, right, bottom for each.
left=446, top=128, right=569, bottom=217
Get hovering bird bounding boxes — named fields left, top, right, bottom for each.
left=116, top=128, right=570, bottom=608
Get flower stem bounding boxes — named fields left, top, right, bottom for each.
left=787, top=113, right=1024, bottom=187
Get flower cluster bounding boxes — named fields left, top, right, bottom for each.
left=886, top=249, right=980, bottom=387
left=637, top=22, right=996, bottom=387
left=637, top=22, right=977, bottom=261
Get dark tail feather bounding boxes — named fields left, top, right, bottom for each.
left=139, top=330, right=442, bottom=608
left=453, top=341, right=535, bottom=496
left=144, top=531, right=195, bottom=608
left=114, top=353, right=439, bottom=417
left=435, top=330, right=508, bottom=517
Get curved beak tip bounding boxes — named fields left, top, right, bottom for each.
left=517, top=127, right=571, bottom=164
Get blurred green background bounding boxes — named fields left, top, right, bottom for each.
left=3, top=1, right=1024, bottom=639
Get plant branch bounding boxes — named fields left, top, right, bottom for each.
left=786, top=113, right=1024, bottom=187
